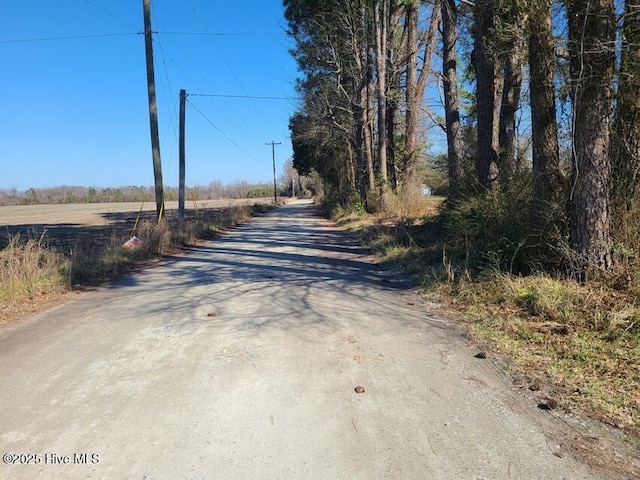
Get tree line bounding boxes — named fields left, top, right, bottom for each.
left=285, top=0, right=639, bottom=276
left=0, top=181, right=283, bottom=207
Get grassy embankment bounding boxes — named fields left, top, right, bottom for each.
left=0, top=203, right=272, bottom=324
left=336, top=195, right=640, bottom=445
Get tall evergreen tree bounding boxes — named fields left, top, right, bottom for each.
left=529, top=0, right=564, bottom=229
left=568, top=0, right=616, bottom=271
left=611, top=0, right=640, bottom=224
left=473, top=0, right=500, bottom=190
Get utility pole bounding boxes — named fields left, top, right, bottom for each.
left=266, top=141, right=281, bottom=205
left=143, top=0, right=164, bottom=221
left=178, top=89, right=186, bottom=221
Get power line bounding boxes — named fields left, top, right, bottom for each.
left=189, top=93, right=301, bottom=100
left=156, top=31, right=274, bottom=37
left=187, top=99, right=267, bottom=166
left=158, top=33, right=268, bottom=154
left=151, top=12, right=179, bottom=151
left=185, top=0, right=279, bottom=139
left=0, top=31, right=275, bottom=45
left=82, top=0, right=139, bottom=31
left=0, top=33, right=139, bottom=44
left=160, top=36, right=269, bottom=153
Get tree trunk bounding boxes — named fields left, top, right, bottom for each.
left=474, top=0, right=499, bottom=191
left=387, top=92, right=398, bottom=193
left=352, top=1, right=372, bottom=208
left=441, top=0, right=463, bottom=202
left=375, top=0, right=389, bottom=210
left=568, top=0, right=616, bottom=272
left=365, top=43, right=376, bottom=194
left=386, top=0, right=403, bottom=195
left=404, top=0, right=419, bottom=194
left=529, top=0, right=563, bottom=229
left=354, top=102, right=368, bottom=206
left=611, top=0, right=640, bottom=222
left=498, top=4, right=524, bottom=184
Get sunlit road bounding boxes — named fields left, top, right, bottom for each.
left=0, top=200, right=599, bottom=479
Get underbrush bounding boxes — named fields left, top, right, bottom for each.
left=0, top=204, right=271, bottom=323
left=338, top=190, right=640, bottom=442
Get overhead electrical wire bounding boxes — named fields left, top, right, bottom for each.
left=189, top=93, right=301, bottom=100
left=149, top=5, right=273, bottom=153
left=82, top=0, right=140, bottom=31
left=158, top=29, right=269, bottom=154
left=187, top=100, right=268, bottom=166
left=79, top=1, right=273, bottom=177
left=4, top=3, right=290, bottom=172
left=0, top=32, right=276, bottom=45
left=0, top=33, right=139, bottom=44
left=185, top=0, right=279, bottom=140
left=151, top=12, right=179, bottom=155
left=156, top=31, right=274, bottom=37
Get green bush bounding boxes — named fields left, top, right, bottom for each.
left=443, top=178, right=536, bottom=273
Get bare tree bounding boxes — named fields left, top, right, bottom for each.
left=385, top=1, right=404, bottom=193
left=374, top=0, right=391, bottom=209
left=404, top=0, right=441, bottom=195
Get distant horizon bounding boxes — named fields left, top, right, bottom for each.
left=0, top=180, right=293, bottom=207
left=0, top=179, right=277, bottom=194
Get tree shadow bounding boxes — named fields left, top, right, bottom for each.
left=96, top=201, right=431, bottom=339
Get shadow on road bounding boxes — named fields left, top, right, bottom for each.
left=100, top=201, right=427, bottom=338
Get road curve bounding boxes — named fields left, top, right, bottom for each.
left=0, top=200, right=599, bottom=479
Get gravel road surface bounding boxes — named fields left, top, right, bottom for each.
left=0, top=200, right=600, bottom=479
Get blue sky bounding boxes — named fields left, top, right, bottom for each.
left=1, top=1, right=299, bottom=191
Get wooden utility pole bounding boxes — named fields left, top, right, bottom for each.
left=143, top=0, right=164, bottom=221
left=266, top=141, right=281, bottom=205
left=178, top=89, right=186, bottom=221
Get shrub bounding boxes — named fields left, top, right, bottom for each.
left=443, top=184, right=533, bottom=272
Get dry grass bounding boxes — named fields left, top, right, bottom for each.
left=0, top=203, right=272, bottom=323
left=0, top=235, right=67, bottom=323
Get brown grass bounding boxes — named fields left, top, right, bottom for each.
left=0, top=235, right=67, bottom=323
left=0, top=202, right=273, bottom=324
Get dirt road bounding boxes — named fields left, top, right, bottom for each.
left=0, top=200, right=601, bottom=479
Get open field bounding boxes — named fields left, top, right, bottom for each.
left=0, top=199, right=272, bottom=248
left=0, top=199, right=271, bottom=228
